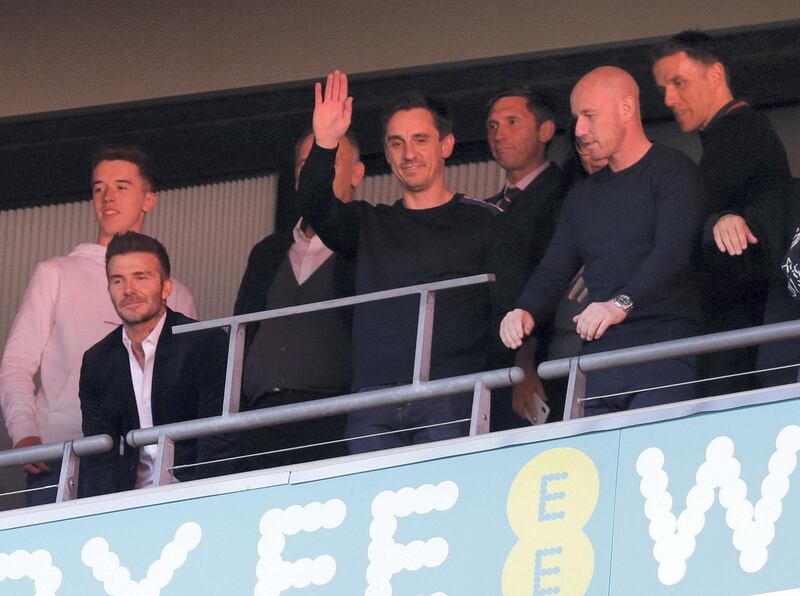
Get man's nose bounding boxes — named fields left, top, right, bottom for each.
left=664, top=86, right=678, bottom=108
left=575, top=119, right=588, bottom=138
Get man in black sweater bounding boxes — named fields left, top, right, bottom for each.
left=500, top=66, right=705, bottom=416
left=233, top=131, right=363, bottom=470
left=652, top=30, right=792, bottom=393
left=298, top=70, right=513, bottom=452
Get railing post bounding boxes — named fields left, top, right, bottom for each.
left=469, top=381, right=491, bottom=435
left=412, top=290, right=436, bottom=384
left=223, top=322, right=246, bottom=415
left=563, top=357, right=586, bottom=420
left=153, top=434, right=176, bottom=487
left=55, top=441, right=79, bottom=502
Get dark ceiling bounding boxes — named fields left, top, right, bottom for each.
left=1, top=21, right=799, bottom=218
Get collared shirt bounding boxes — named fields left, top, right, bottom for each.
left=504, top=161, right=550, bottom=194
left=121, top=312, right=167, bottom=488
left=287, top=218, right=335, bottom=285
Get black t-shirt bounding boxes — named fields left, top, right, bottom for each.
left=298, top=143, right=516, bottom=390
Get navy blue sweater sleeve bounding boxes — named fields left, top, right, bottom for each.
left=296, top=142, right=361, bottom=259
left=618, top=157, right=705, bottom=304
left=515, top=193, right=582, bottom=323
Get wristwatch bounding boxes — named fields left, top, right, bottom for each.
left=612, top=294, right=634, bottom=313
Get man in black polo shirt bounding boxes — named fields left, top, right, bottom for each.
left=652, top=30, right=792, bottom=392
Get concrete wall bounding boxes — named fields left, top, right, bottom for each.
left=1, top=0, right=798, bottom=119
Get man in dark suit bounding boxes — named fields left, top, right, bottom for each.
left=485, top=86, right=570, bottom=427
left=79, top=232, right=235, bottom=497
left=233, top=130, right=363, bottom=470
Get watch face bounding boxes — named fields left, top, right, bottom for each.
left=614, top=295, right=633, bottom=311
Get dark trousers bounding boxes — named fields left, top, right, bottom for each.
left=25, top=459, right=62, bottom=506
left=580, top=322, right=699, bottom=417
left=240, top=389, right=347, bottom=471
left=583, top=356, right=697, bottom=416
left=346, top=391, right=472, bottom=454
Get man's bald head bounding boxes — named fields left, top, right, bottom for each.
left=573, top=66, right=641, bottom=105
left=571, top=66, right=649, bottom=171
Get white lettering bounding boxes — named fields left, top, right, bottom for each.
left=366, top=481, right=458, bottom=596
left=81, top=521, right=201, bottom=595
left=0, top=549, right=61, bottom=595
left=636, top=425, right=800, bottom=585
left=254, top=498, right=346, bottom=595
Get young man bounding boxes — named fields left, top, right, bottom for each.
left=501, top=66, right=705, bottom=416
left=297, top=70, right=514, bottom=452
left=79, top=232, right=234, bottom=496
left=0, top=146, right=197, bottom=505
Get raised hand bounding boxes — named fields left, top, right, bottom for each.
left=313, top=70, right=353, bottom=149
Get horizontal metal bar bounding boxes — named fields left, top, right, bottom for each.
left=172, top=274, right=495, bottom=334
left=0, top=435, right=113, bottom=468
left=539, top=320, right=800, bottom=380
left=128, top=367, right=523, bottom=447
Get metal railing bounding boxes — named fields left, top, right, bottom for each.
left=0, top=435, right=112, bottom=502
left=539, top=319, right=800, bottom=420
left=0, top=274, right=522, bottom=503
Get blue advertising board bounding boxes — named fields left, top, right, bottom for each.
left=1, top=393, right=798, bottom=595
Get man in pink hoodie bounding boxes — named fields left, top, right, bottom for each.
left=0, top=146, right=197, bottom=505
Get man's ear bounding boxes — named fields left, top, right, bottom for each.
left=352, top=161, right=366, bottom=188
left=708, top=62, right=727, bottom=89
left=441, top=133, right=455, bottom=159
left=620, top=96, right=635, bottom=122
left=161, top=276, right=173, bottom=303
left=538, top=120, right=556, bottom=143
left=143, top=191, right=157, bottom=214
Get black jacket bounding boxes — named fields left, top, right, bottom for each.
left=79, top=308, right=237, bottom=496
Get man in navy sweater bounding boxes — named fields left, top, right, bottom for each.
left=297, top=70, right=514, bottom=452
left=500, top=66, right=705, bottom=416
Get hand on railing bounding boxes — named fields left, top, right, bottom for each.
left=15, top=435, right=49, bottom=474
left=499, top=308, right=534, bottom=350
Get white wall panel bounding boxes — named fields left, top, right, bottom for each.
left=355, top=159, right=504, bottom=205
left=146, top=176, right=278, bottom=320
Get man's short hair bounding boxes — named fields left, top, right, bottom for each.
left=106, top=231, right=171, bottom=279
left=91, top=145, right=157, bottom=191
left=381, top=95, right=453, bottom=140
left=487, top=85, right=557, bottom=126
left=653, top=30, right=730, bottom=84
left=294, top=129, right=361, bottom=162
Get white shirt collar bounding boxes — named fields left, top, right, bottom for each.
left=122, top=310, right=168, bottom=352
left=506, top=161, right=550, bottom=193
left=292, top=218, right=315, bottom=244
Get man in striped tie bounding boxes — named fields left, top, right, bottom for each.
left=485, top=87, right=570, bottom=428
